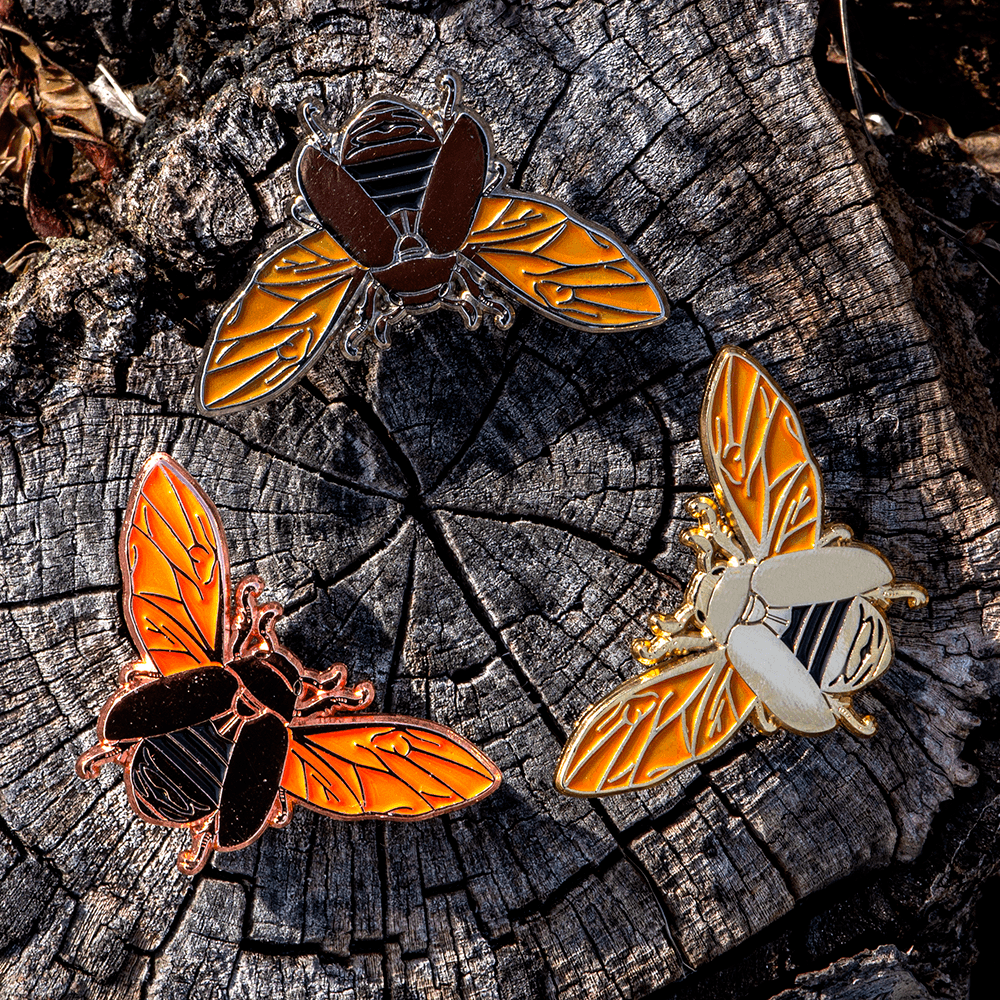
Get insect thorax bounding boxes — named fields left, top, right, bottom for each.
left=227, top=652, right=299, bottom=724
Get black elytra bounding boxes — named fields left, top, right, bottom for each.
left=296, top=96, right=488, bottom=303
left=103, top=653, right=298, bottom=850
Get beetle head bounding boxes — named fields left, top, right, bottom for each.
left=680, top=495, right=749, bottom=637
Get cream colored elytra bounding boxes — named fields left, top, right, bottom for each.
left=555, top=346, right=930, bottom=799
left=634, top=496, right=927, bottom=737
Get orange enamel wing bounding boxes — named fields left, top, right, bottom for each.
left=120, top=454, right=230, bottom=676
left=463, top=195, right=668, bottom=331
left=555, top=650, right=755, bottom=796
left=555, top=349, right=831, bottom=796
left=282, top=717, right=501, bottom=819
left=199, top=230, right=366, bottom=412
left=701, top=346, right=823, bottom=559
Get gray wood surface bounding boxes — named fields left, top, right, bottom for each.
left=1, top=0, right=997, bottom=997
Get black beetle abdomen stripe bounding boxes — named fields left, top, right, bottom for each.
left=130, top=720, right=235, bottom=825
left=782, top=599, right=853, bottom=682
left=341, top=101, right=441, bottom=215
left=345, top=148, right=438, bottom=215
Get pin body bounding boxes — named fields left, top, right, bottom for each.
left=198, top=74, right=668, bottom=413
left=555, top=347, right=927, bottom=797
left=77, top=454, right=501, bottom=873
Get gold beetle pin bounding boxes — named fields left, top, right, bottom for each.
left=555, top=346, right=927, bottom=797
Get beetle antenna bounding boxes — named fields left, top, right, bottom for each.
left=301, top=102, right=335, bottom=150
left=438, top=71, right=461, bottom=120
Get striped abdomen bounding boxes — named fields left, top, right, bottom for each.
left=130, top=720, right=235, bottom=825
left=342, top=101, right=440, bottom=216
left=781, top=597, right=892, bottom=694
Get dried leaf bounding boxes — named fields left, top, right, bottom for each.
left=1, top=24, right=104, bottom=139
left=0, top=83, right=41, bottom=186
left=69, top=134, right=116, bottom=182
left=958, top=129, right=1000, bottom=176
left=22, top=157, right=68, bottom=238
left=36, top=63, right=103, bottom=137
left=2, top=239, right=46, bottom=275
left=0, top=17, right=111, bottom=237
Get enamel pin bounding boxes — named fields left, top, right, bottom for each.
left=77, top=454, right=501, bottom=873
left=198, top=72, right=668, bottom=413
left=555, top=346, right=927, bottom=797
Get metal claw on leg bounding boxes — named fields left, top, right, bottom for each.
left=455, top=294, right=482, bottom=330
left=118, top=662, right=159, bottom=688
left=452, top=263, right=515, bottom=331
left=437, top=71, right=460, bottom=120
left=300, top=102, right=336, bottom=151
left=290, top=196, right=322, bottom=229
left=178, top=819, right=215, bottom=875
left=371, top=313, right=394, bottom=350
left=269, top=790, right=292, bottom=829
left=648, top=612, right=684, bottom=639
left=476, top=286, right=514, bottom=329
left=819, top=524, right=854, bottom=547
left=829, top=695, right=877, bottom=737
left=341, top=287, right=403, bottom=359
left=342, top=316, right=371, bottom=360
left=76, top=741, right=121, bottom=780
left=749, top=702, right=779, bottom=734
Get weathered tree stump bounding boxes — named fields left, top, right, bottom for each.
left=1, top=1, right=998, bottom=998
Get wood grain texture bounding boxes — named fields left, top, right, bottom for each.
left=1, top=0, right=998, bottom=997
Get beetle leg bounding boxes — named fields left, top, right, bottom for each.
left=819, top=524, right=854, bottom=546
left=269, top=790, right=292, bottom=829
left=371, top=304, right=403, bottom=349
left=483, top=158, right=510, bottom=193
left=342, top=285, right=401, bottom=358
left=686, top=496, right=745, bottom=562
left=680, top=527, right=716, bottom=574
left=648, top=612, right=685, bottom=639
left=749, top=702, right=779, bottom=734
left=295, top=663, right=375, bottom=715
left=437, top=71, right=460, bottom=121
left=632, top=631, right=716, bottom=665
left=178, top=817, right=216, bottom=875
left=453, top=264, right=515, bottom=329
left=450, top=285, right=482, bottom=330
left=828, top=694, right=877, bottom=737
left=299, top=102, right=337, bottom=151
left=290, top=196, right=322, bottom=230
left=76, top=741, right=123, bottom=779
left=862, top=582, right=928, bottom=608
left=118, top=662, right=159, bottom=688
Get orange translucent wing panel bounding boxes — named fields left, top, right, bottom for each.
left=702, top=347, right=823, bottom=559
left=121, top=454, right=229, bottom=676
left=200, top=230, right=365, bottom=411
left=463, top=195, right=667, bottom=330
left=282, top=717, right=501, bottom=818
left=555, top=651, right=755, bottom=796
